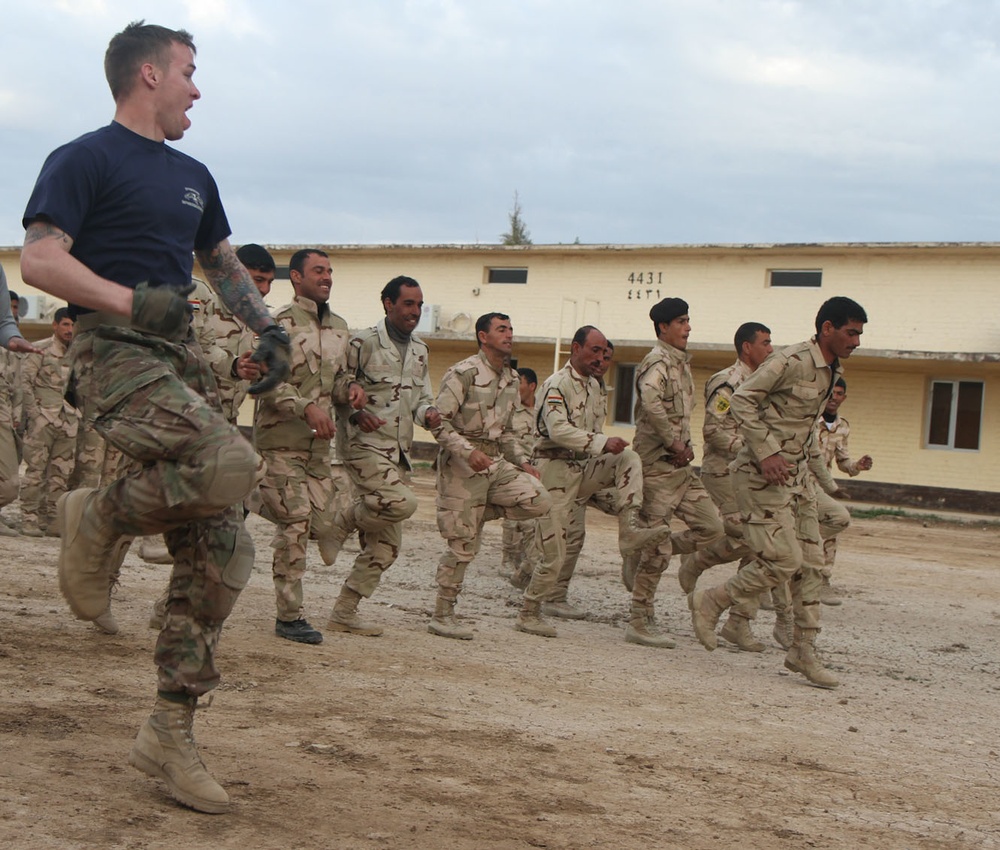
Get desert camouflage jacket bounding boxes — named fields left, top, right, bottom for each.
left=701, top=358, right=753, bottom=475
left=336, top=319, right=435, bottom=466
left=730, top=337, right=841, bottom=474
left=21, top=335, right=79, bottom=434
left=534, top=362, right=609, bottom=457
left=433, top=350, right=525, bottom=475
left=254, top=295, right=353, bottom=452
left=632, top=339, right=694, bottom=466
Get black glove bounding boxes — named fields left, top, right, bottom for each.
left=131, top=281, right=196, bottom=338
left=248, top=324, right=292, bottom=395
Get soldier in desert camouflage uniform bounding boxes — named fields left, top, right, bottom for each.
left=810, top=377, right=873, bottom=605
left=627, top=298, right=729, bottom=647
left=189, top=242, right=276, bottom=425
left=19, top=307, right=81, bottom=537
left=526, top=327, right=670, bottom=638
left=682, top=321, right=784, bottom=652
left=690, top=297, right=868, bottom=689
left=322, top=276, right=441, bottom=636
left=428, top=312, right=557, bottom=640
left=254, top=249, right=365, bottom=645
left=0, top=267, right=40, bottom=535
left=21, top=21, right=291, bottom=814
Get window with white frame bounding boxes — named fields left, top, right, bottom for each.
left=613, top=364, right=637, bottom=424
left=926, top=380, right=983, bottom=450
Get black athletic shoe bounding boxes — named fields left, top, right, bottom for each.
left=275, top=618, right=323, bottom=645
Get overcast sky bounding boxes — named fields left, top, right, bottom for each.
left=3, top=0, right=1000, bottom=248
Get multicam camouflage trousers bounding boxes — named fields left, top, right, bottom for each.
left=435, top=453, right=555, bottom=602
left=726, top=463, right=824, bottom=631
left=340, top=449, right=418, bottom=598
left=20, top=416, right=77, bottom=529
left=80, top=324, right=259, bottom=697
left=257, top=445, right=339, bottom=620
left=531, top=448, right=644, bottom=603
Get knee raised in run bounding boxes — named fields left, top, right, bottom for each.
left=194, top=439, right=259, bottom=512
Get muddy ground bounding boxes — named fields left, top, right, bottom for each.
left=1, top=469, right=998, bottom=849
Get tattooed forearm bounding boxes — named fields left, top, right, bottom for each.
left=197, top=242, right=274, bottom=333
left=24, top=220, right=73, bottom=249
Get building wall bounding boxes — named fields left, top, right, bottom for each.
left=5, top=243, right=999, bottom=499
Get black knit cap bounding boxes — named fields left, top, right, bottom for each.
left=649, top=297, right=689, bottom=325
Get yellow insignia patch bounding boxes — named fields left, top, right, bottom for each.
left=713, top=395, right=730, bottom=414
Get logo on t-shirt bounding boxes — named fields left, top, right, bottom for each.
left=182, top=187, right=205, bottom=213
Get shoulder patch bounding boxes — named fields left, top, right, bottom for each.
left=713, top=394, right=731, bottom=415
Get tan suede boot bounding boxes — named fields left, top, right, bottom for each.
left=139, top=535, right=172, bottom=564
left=772, top=607, right=794, bottom=650
left=784, top=627, right=840, bottom=689
left=688, top=584, right=732, bottom=651
left=620, top=551, right=639, bottom=592
left=515, top=599, right=557, bottom=638
left=129, top=695, right=230, bottom=814
left=677, top=552, right=705, bottom=594
left=327, top=586, right=383, bottom=636
left=719, top=613, right=765, bottom=652
left=317, top=506, right=356, bottom=567
left=617, top=506, right=671, bottom=555
left=428, top=597, right=473, bottom=640
left=57, top=488, right=130, bottom=621
left=818, top=574, right=843, bottom=606
left=624, top=603, right=676, bottom=649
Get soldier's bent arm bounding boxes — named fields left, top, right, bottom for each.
left=431, top=367, right=477, bottom=459
left=195, top=239, right=275, bottom=334
left=636, top=366, right=686, bottom=452
left=21, top=221, right=133, bottom=316
left=808, top=436, right=839, bottom=494
left=539, top=386, right=608, bottom=455
left=703, top=384, right=741, bottom=458
left=729, top=353, right=788, bottom=463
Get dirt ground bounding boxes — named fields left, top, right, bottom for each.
left=1, top=468, right=998, bottom=850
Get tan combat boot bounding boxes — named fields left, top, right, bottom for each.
left=784, top=627, right=840, bottom=689
left=677, top=552, right=705, bottom=594
left=772, top=606, right=794, bottom=650
left=317, top=506, right=356, bottom=567
left=620, top=551, right=639, bottom=592
left=818, top=575, right=843, bottom=606
left=56, top=488, right=130, bottom=621
left=515, top=599, right=557, bottom=638
left=428, top=597, right=473, bottom=640
left=624, top=603, right=676, bottom=649
left=508, top=567, right=531, bottom=590
left=327, top=586, right=383, bottom=636
left=617, top=506, right=671, bottom=555
left=719, top=613, right=765, bottom=652
left=688, top=584, right=732, bottom=651
left=129, top=695, right=230, bottom=814
left=139, top=535, right=172, bottom=564
left=149, top=592, right=167, bottom=631
left=93, top=538, right=135, bottom=635
left=542, top=599, right=587, bottom=620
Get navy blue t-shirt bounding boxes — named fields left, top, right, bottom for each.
left=22, top=121, right=231, bottom=312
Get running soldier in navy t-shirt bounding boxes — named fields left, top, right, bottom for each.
left=20, top=21, right=291, bottom=814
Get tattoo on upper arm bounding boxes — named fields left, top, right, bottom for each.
left=24, top=221, right=73, bottom=249
left=196, top=243, right=272, bottom=333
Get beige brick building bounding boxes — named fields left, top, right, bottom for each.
left=4, top=242, right=997, bottom=510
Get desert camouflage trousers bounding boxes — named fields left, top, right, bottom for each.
left=257, top=446, right=339, bottom=620
left=340, top=450, right=418, bottom=597
left=435, top=455, right=555, bottom=602
left=636, top=461, right=725, bottom=576
left=78, top=325, right=259, bottom=697
left=726, top=464, right=824, bottom=631
left=19, top=417, right=77, bottom=528
left=0, top=424, right=16, bottom=508
left=530, top=449, right=643, bottom=603
left=700, top=467, right=758, bottom=618
left=70, top=425, right=107, bottom=490
left=815, top=487, right=850, bottom=576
